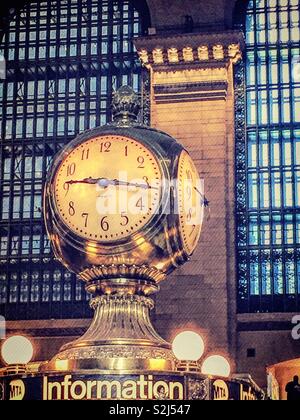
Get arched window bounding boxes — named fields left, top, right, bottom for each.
left=236, top=0, right=300, bottom=312
left=0, top=0, right=149, bottom=320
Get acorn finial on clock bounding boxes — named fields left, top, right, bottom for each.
left=112, top=85, right=141, bottom=124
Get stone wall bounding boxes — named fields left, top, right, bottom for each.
left=135, top=31, right=243, bottom=368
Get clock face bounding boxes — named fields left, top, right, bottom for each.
left=177, top=150, right=203, bottom=255
left=53, top=135, right=162, bottom=242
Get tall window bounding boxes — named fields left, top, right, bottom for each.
left=0, top=0, right=148, bottom=320
left=237, top=0, right=300, bottom=312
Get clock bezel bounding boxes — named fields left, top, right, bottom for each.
left=174, top=149, right=204, bottom=257
left=45, top=128, right=171, bottom=255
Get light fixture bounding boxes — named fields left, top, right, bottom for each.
left=172, top=331, right=205, bottom=372
left=1, top=335, right=34, bottom=367
left=201, top=355, right=231, bottom=378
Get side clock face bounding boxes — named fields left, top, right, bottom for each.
left=177, top=150, right=203, bottom=255
left=53, top=135, right=162, bottom=242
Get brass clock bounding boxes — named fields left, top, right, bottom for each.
left=42, top=86, right=205, bottom=372
left=44, top=87, right=204, bottom=283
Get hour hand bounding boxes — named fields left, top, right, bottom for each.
left=65, top=177, right=134, bottom=189
left=66, top=177, right=99, bottom=185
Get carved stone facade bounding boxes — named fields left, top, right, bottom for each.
left=134, top=31, right=243, bottom=374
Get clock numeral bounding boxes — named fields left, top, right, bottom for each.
left=100, top=141, right=111, bottom=153
left=81, top=149, right=90, bottom=160
left=82, top=212, right=89, bottom=228
left=63, top=182, right=70, bottom=196
left=186, top=184, right=192, bottom=200
left=186, top=169, right=192, bottom=180
left=124, top=145, right=128, bottom=157
left=136, top=197, right=145, bottom=211
left=120, top=212, right=129, bottom=227
left=187, top=208, right=193, bottom=222
left=143, top=176, right=150, bottom=187
left=67, top=163, right=76, bottom=176
left=190, top=225, right=196, bottom=236
left=100, top=216, right=109, bottom=232
left=137, top=156, right=145, bottom=169
left=68, top=201, right=75, bottom=216
left=192, top=233, right=198, bottom=246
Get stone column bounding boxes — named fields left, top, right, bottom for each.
left=135, top=31, right=244, bottom=366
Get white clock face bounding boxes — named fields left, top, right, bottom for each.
left=54, top=135, right=162, bottom=242
left=177, top=150, right=203, bottom=255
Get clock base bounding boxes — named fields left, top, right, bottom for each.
left=40, top=291, right=175, bottom=373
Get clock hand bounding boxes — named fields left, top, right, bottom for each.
left=66, top=177, right=100, bottom=185
left=111, top=179, right=159, bottom=190
left=194, top=187, right=210, bottom=207
left=66, top=177, right=158, bottom=190
left=66, top=178, right=115, bottom=188
left=194, top=186, right=211, bottom=222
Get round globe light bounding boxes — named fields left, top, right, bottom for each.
left=201, top=355, right=231, bottom=378
left=172, top=331, right=205, bottom=361
left=1, top=335, right=34, bottom=365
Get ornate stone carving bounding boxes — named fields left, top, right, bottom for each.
left=135, top=31, right=245, bottom=69
left=168, top=48, right=179, bottom=63
left=152, top=48, right=164, bottom=65
left=198, top=45, right=209, bottom=61
left=135, top=31, right=244, bottom=105
left=182, top=47, right=194, bottom=62
left=213, top=44, right=224, bottom=60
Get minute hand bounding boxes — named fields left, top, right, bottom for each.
left=111, top=179, right=158, bottom=190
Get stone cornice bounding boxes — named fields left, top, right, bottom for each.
left=135, top=30, right=245, bottom=69
left=135, top=30, right=245, bottom=50
left=153, top=81, right=229, bottom=103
